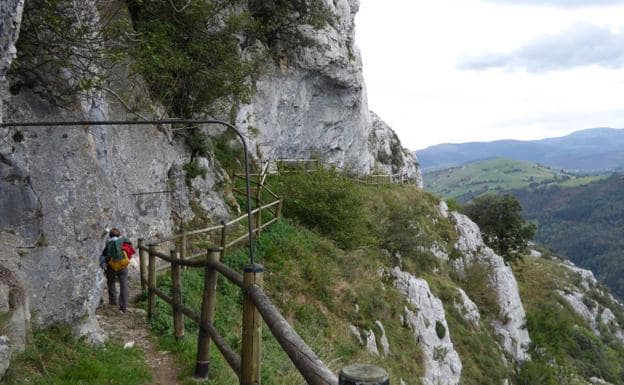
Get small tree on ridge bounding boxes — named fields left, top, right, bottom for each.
left=464, top=194, right=536, bottom=262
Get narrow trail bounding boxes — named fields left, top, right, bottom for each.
left=96, top=279, right=183, bottom=385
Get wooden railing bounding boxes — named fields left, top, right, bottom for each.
left=135, top=161, right=390, bottom=385
left=137, top=245, right=338, bottom=384
left=271, top=158, right=412, bottom=186
left=139, top=165, right=282, bottom=276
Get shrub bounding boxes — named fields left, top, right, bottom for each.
left=270, top=169, right=373, bottom=249
left=183, top=160, right=207, bottom=179
left=435, top=320, right=446, bottom=339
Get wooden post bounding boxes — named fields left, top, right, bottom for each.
left=181, top=232, right=188, bottom=260
left=255, top=204, right=262, bottom=237
left=241, top=263, right=264, bottom=385
left=138, top=238, right=147, bottom=291
left=339, top=364, right=389, bottom=385
left=220, top=220, right=227, bottom=258
left=275, top=199, right=283, bottom=219
left=255, top=183, right=262, bottom=236
left=171, top=249, right=184, bottom=340
left=194, top=248, right=221, bottom=379
left=147, top=244, right=157, bottom=320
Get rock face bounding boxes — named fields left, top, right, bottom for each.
left=0, top=0, right=422, bottom=378
left=392, top=267, right=462, bottom=385
left=450, top=212, right=530, bottom=362
left=555, top=260, right=624, bottom=343
left=0, top=0, right=27, bottom=378
left=0, top=1, right=231, bottom=376
left=454, top=288, right=480, bottom=327
left=236, top=0, right=421, bottom=183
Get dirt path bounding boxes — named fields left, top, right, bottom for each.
left=96, top=281, right=183, bottom=385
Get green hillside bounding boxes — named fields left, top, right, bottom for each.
left=7, top=169, right=624, bottom=385
left=424, top=158, right=606, bottom=202
left=513, top=173, right=624, bottom=300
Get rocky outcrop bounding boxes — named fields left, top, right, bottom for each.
left=0, top=0, right=27, bottom=377
left=369, top=112, right=423, bottom=186
left=555, top=260, right=624, bottom=343
left=1, top=0, right=421, bottom=378
left=236, top=0, right=420, bottom=183
left=454, top=288, right=480, bottom=327
left=450, top=212, right=530, bottom=362
left=0, top=2, right=231, bottom=377
left=392, top=267, right=462, bottom=385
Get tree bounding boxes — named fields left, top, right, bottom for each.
left=464, top=194, right=536, bottom=262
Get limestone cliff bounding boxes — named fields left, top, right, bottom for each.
left=0, top=0, right=421, bottom=377
left=236, top=0, right=422, bottom=184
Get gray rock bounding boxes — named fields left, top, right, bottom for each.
left=454, top=288, right=480, bottom=327
left=375, top=320, right=390, bottom=356
left=0, top=336, right=10, bottom=378
left=365, top=329, right=379, bottom=356
left=0, top=0, right=422, bottom=378
left=450, top=212, right=530, bottom=362
left=1, top=4, right=228, bottom=377
left=392, top=267, right=462, bottom=385
left=236, top=0, right=420, bottom=182
left=349, top=324, right=364, bottom=345
left=0, top=0, right=24, bottom=82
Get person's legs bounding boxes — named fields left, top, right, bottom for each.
left=105, top=267, right=118, bottom=305
left=118, top=268, right=129, bottom=312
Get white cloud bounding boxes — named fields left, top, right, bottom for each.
left=459, top=24, right=624, bottom=72
left=355, top=0, right=624, bottom=149
left=487, top=0, right=624, bottom=7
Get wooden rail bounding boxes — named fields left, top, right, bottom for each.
left=244, top=158, right=412, bottom=186
left=145, top=165, right=282, bottom=273
left=140, top=245, right=339, bottom=384
left=134, top=160, right=389, bottom=384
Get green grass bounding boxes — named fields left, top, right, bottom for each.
left=513, top=256, right=624, bottom=385
left=424, top=157, right=607, bottom=202
left=2, top=326, right=151, bottom=385
left=140, top=171, right=624, bottom=385
left=143, top=217, right=430, bottom=384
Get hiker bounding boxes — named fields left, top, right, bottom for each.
left=100, top=228, right=134, bottom=312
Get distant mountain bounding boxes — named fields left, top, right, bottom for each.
left=416, top=128, right=624, bottom=172
left=512, top=173, right=624, bottom=299
left=424, top=158, right=606, bottom=203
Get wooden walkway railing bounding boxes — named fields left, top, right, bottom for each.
left=268, top=158, right=412, bottom=186
left=136, top=245, right=339, bottom=384
left=135, top=161, right=390, bottom=385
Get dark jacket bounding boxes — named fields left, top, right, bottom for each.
left=100, top=237, right=131, bottom=268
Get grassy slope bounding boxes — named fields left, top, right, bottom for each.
left=145, top=172, right=624, bottom=385
left=513, top=254, right=624, bottom=385
left=145, top=173, right=516, bottom=385
left=7, top=172, right=624, bottom=385
left=424, top=158, right=606, bottom=202
left=1, top=326, right=151, bottom=385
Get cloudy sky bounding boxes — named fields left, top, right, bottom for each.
left=355, top=0, right=624, bottom=150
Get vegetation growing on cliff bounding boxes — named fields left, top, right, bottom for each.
left=8, top=0, right=128, bottom=105
left=514, top=256, right=624, bottom=385
left=464, top=194, right=536, bottom=262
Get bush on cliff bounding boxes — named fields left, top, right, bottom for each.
left=270, top=168, right=374, bottom=249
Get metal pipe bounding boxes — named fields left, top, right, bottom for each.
left=0, top=118, right=256, bottom=264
